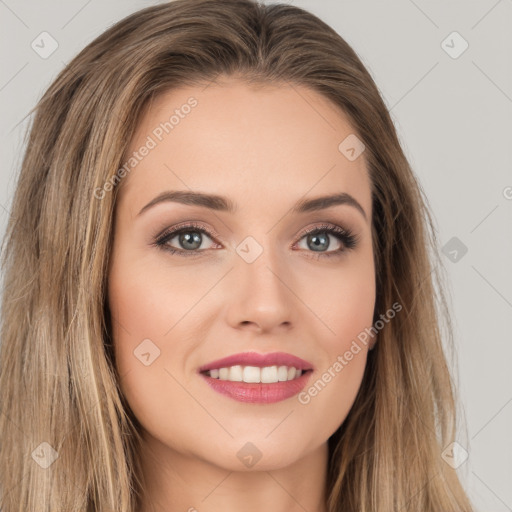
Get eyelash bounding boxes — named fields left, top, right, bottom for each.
left=153, top=221, right=358, bottom=259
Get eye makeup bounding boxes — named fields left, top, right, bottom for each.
left=152, top=220, right=359, bottom=260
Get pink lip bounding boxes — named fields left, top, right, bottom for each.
left=198, top=351, right=314, bottom=372
left=200, top=371, right=312, bottom=403
left=198, top=351, right=314, bottom=404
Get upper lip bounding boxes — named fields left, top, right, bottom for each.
left=198, top=352, right=314, bottom=372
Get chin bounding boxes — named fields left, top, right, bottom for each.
left=207, top=435, right=314, bottom=472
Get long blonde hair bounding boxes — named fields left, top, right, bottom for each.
left=0, top=0, right=474, bottom=510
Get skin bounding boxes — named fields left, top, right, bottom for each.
left=108, top=77, right=376, bottom=512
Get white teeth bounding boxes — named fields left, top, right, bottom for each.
left=277, top=365, right=288, bottom=381
left=261, top=366, right=278, bottom=383
left=229, top=365, right=243, bottom=381
left=243, top=366, right=261, bottom=383
left=207, top=365, right=306, bottom=383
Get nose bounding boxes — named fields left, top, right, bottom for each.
left=225, top=248, right=295, bottom=334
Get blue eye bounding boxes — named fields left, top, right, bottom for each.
left=154, top=222, right=358, bottom=258
left=296, top=224, right=358, bottom=258
left=154, top=221, right=218, bottom=257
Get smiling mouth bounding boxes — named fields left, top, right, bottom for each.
left=198, top=351, right=314, bottom=403
left=201, top=365, right=311, bottom=383
left=199, top=367, right=313, bottom=404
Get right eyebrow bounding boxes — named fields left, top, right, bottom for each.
left=138, top=190, right=236, bottom=217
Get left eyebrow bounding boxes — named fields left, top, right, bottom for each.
left=292, top=192, right=368, bottom=221
left=137, top=190, right=368, bottom=221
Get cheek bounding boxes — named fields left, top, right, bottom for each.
left=295, top=249, right=376, bottom=347
left=108, top=251, right=205, bottom=357
left=107, top=248, right=178, bottom=391
left=327, top=266, right=376, bottom=345
left=296, top=285, right=373, bottom=442
left=293, top=253, right=375, bottom=425
left=326, top=266, right=375, bottom=386
left=107, top=254, right=196, bottom=437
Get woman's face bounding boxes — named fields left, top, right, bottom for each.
left=108, top=78, right=375, bottom=472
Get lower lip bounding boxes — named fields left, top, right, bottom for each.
left=199, top=371, right=312, bottom=403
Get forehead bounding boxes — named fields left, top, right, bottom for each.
left=119, top=79, right=372, bottom=217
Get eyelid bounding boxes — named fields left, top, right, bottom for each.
left=291, top=222, right=358, bottom=253
left=155, top=221, right=221, bottom=245
left=153, top=220, right=358, bottom=256
left=156, top=220, right=351, bottom=239
left=294, top=222, right=350, bottom=241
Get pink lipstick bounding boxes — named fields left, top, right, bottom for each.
left=198, top=351, right=313, bottom=404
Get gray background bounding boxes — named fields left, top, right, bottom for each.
left=1, top=1, right=511, bottom=510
